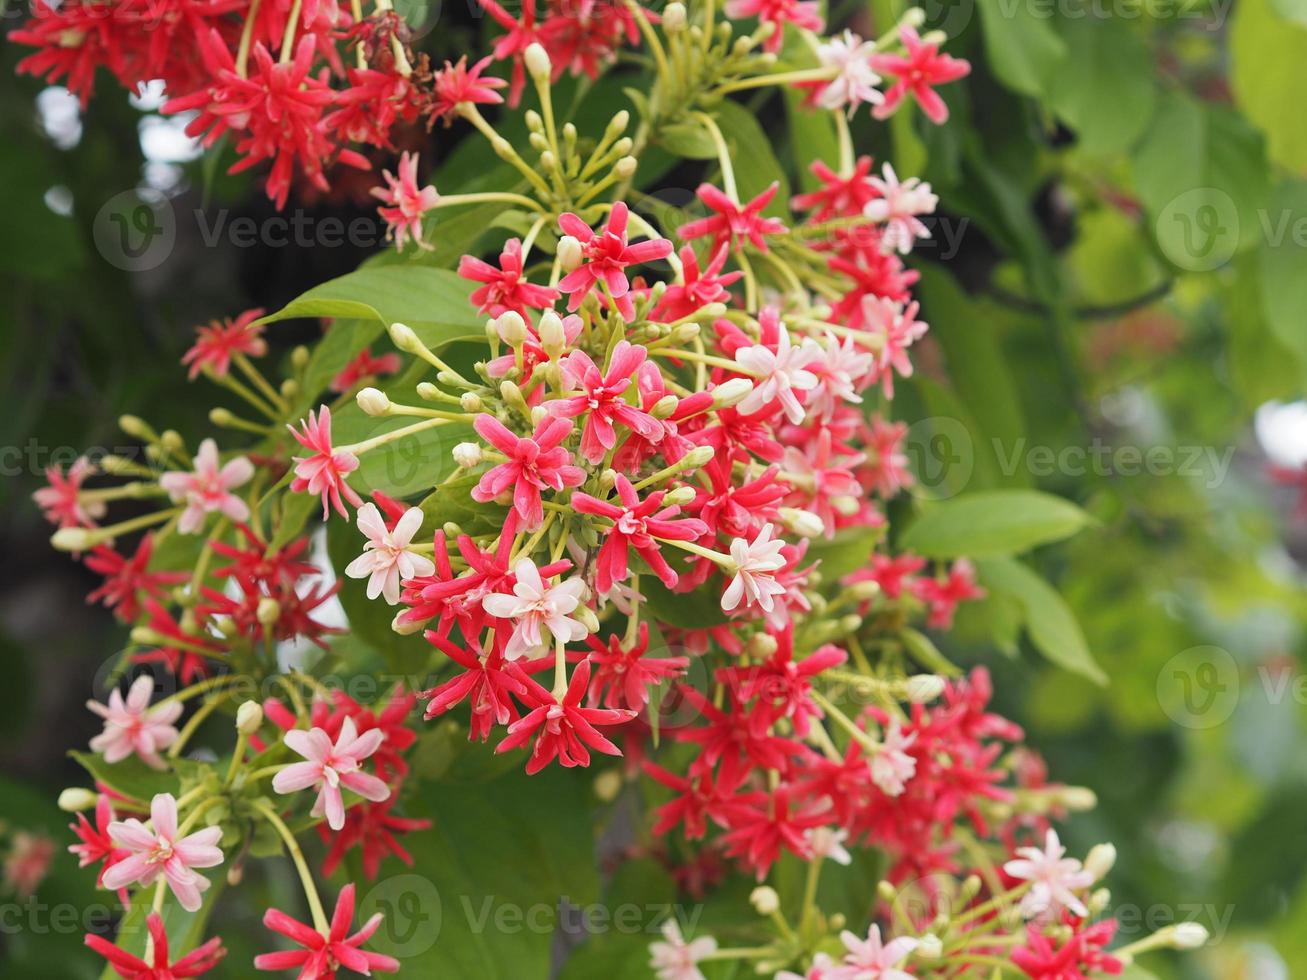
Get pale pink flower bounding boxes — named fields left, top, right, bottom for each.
left=776, top=952, right=838, bottom=980
left=372, top=151, right=439, bottom=251
left=159, top=438, right=254, bottom=534
left=101, top=793, right=225, bottom=912
left=806, top=826, right=852, bottom=866
left=869, top=720, right=917, bottom=797
left=817, top=31, right=883, bottom=116
left=33, top=456, right=104, bottom=530
left=734, top=322, right=821, bottom=425
left=1003, top=828, right=1095, bottom=920
left=289, top=406, right=363, bottom=520
left=345, top=503, right=435, bottom=605
left=864, top=163, right=937, bottom=255
left=87, top=675, right=182, bottom=770
left=807, top=332, right=875, bottom=421
left=272, top=717, right=392, bottom=832
left=481, top=558, right=590, bottom=660
left=861, top=297, right=928, bottom=398
left=722, top=523, right=788, bottom=613
left=837, top=925, right=918, bottom=979
left=648, top=918, right=716, bottom=980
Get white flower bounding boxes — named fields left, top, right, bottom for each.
left=869, top=719, right=917, bottom=797
left=482, top=558, right=590, bottom=660
left=649, top=918, right=716, bottom=980
left=807, top=826, right=853, bottom=866
left=1003, top=828, right=1095, bottom=920
left=345, top=503, right=435, bottom=605
left=817, top=31, right=883, bottom=116
left=838, top=924, right=918, bottom=979
left=734, top=322, right=821, bottom=425
left=722, top=523, right=788, bottom=613
left=864, top=163, right=938, bottom=255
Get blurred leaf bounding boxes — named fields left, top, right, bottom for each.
left=641, top=579, right=730, bottom=630
left=714, top=100, right=790, bottom=218
left=900, top=489, right=1091, bottom=558
left=899, top=626, right=961, bottom=676
left=292, top=317, right=386, bottom=416
left=1256, top=178, right=1307, bottom=382
left=69, top=751, right=175, bottom=803
left=977, top=1, right=1065, bottom=97
left=1045, top=16, right=1155, bottom=155
left=1232, top=0, right=1307, bottom=171
left=807, top=527, right=881, bottom=582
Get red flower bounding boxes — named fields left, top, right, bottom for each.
left=319, top=799, right=432, bottom=880
left=324, top=68, right=418, bottom=148
left=429, top=54, right=508, bottom=124
left=496, top=660, right=635, bottom=774
left=642, top=762, right=740, bottom=839
left=792, top=157, right=880, bottom=221
left=87, top=912, right=226, bottom=979
left=69, top=795, right=127, bottom=890
left=546, top=342, right=663, bottom=464
left=1012, top=915, right=1123, bottom=980
left=651, top=244, right=742, bottom=321
left=181, top=309, right=267, bottom=380
left=85, top=534, right=189, bottom=623
left=557, top=202, right=673, bottom=320
left=679, top=182, right=788, bottom=253
left=33, top=456, right=103, bottom=530
left=256, top=884, right=400, bottom=978
left=913, top=558, right=985, bottom=629
left=674, top=687, right=801, bottom=788
left=421, top=631, right=530, bottom=741
left=470, top=414, right=585, bottom=529
left=717, top=785, right=828, bottom=879
left=132, top=599, right=222, bottom=684
left=844, top=552, right=926, bottom=600
left=869, top=26, right=971, bottom=125
left=723, top=0, right=823, bottom=52
left=574, top=623, right=689, bottom=710
left=288, top=406, right=363, bottom=520
left=459, top=238, right=560, bottom=318
left=330, top=348, right=403, bottom=393
left=572, top=474, right=707, bottom=593
left=716, top=623, right=846, bottom=736
left=475, top=0, right=541, bottom=105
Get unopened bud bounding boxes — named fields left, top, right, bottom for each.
left=160, top=430, right=184, bottom=454
left=118, top=415, right=151, bottom=439
left=1084, top=843, right=1116, bottom=882
left=417, top=382, right=441, bottom=401
left=682, top=445, right=715, bottom=469
left=226, top=864, right=244, bottom=886
left=606, top=110, right=630, bottom=137
left=209, top=407, right=235, bottom=427
left=392, top=612, right=425, bottom=635
left=257, top=597, right=281, bottom=626
left=524, top=42, right=551, bottom=81
left=500, top=380, right=530, bottom=417
left=651, top=394, right=679, bottom=419
left=663, top=1, right=687, bottom=30
left=1089, top=888, right=1111, bottom=914
left=281, top=379, right=297, bottom=399
left=846, top=580, right=882, bottom=602
left=613, top=156, right=637, bottom=179
left=58, top=788, right=98, bottom=812
left=236, top=700, right=264, bottom=735
left=525, top=109, right=544, bottom=132
left=291, top=344, right=310, bottom=369
left=593, top=768, right=623, bottom=802
left=357, top=387, right=391, bottom=416
left=1171, top=922, right=1209, bottom=949
left=916, top=934, right=943, bottom=959
left=577, top=606, right=600, bottom=633
left=902, top=5, right=927, bottom=27
left=494, top=310, right=529, bottom=347
left=749, top=885, right=779, bottom=916
left=530, top=405, right=549, bottom=427
left=52, top=527, right=94, bottom=552
left=557, top=235, right=583, bottom=272
left=460, top=392, right=484, bottom=412
left=1060, top=786, right=1098, bottom=811
left=663, top=485, right=697, bottom=506
left=453, top=443, right=483, bottom=468
left=746, top=633, right=779, bottom=658
left=389, top=321, right=421, bottom=353
left=779, top=507, right=824, bottom=539
left=903, top=674, right=945, bottom=703
left=712, top=377, right=754, bottom=408
left=670, top=322, right=701, bottom=343
left=539, top=310, right=567, bottom=358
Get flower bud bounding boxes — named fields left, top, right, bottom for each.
left=538, top=310, right=567, bottom=358
left=160, top=430, right=184, bottom=454
left=779, top=507, right=824, bottom=539
left=236, top=700, right=264, bottom=735
left=651, top=394, right=679, bottom=419
left=593, top=768, right=623, bottom=802
left=903, top=5, right=927, bottom=27
left=846, top=580, right=882, bottom=602
left=291, top=344, right=310, bottom=369
left=460, top=391, right=484, bottom=412
left=453, top=442, right=483, bottom=468
left=392, top=612, right=425, bottom=635
left=389, top=321, right=421, bottom=353
left=525, top=109, right=544, bottom=132
left=1171, top=922, right=1209, bottom=948
left=525, top=42, right=552, bottom=81
left=257, top=597, right=281, bottom=626
left=663, top=1, right=687, bottom=30
left=670, top=322, right=701, bottom=343
left=281, top=379, right=298, bottom=400
left=494, top=310, right=529, bottom=347
left=209, top=407, right=235, bottom=427
left=606, top=110, right=630, bottom=138
left=58, top=788, right=98, bottom=812
left=119, top=415, right=151, bottom=439
left=916, top=934, right=943, bottom=959
left=903, top=674, right=945, bottom=703
left=1060, top=786, right=1098, bottom=811
left=1084, top=843, right=1116, bottom=882
left=613, top=156, right=638, bottom=179
left=530, top=405, right=549, bottom=427
left=557, top=235, right=584, bottom=272
left=52, top=527, right=94, bottom=552
left=746, top=633, right=779, bottom=658
left=712, top=377, right=754, bottom=408
left=663, top=485, right=697, bottom=506
left=749, top=886, right=779, bottom=916
left=357, top=387, right=391, bottom=416
left=577, top=605, right=600, bottom=634
left=831, top=495, right=861, bottom=516
left=416, top=382, right=440, bottom=401
left=500, top=380, right=531, bottom=418
left=227, top=864, right=245, bottom=886
left=682, top=445, right=716, bottom=469
left=600, top=469, right=618, bottom=493
left=1089, top=888, right=1111, bottom=914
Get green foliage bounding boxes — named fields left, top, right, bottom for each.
left=900, top=489, right=1093, bottom=559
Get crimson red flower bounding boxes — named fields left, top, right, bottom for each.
left=716, top=785, right=828, bottom=879
left=330, top=347, right=403, bottom=392
left=572, top=474, right=707, bottom=593
left=845, top=552, right=926, bottom=600
left=470, top=414, right=585, bottom=529
left=716, top=624, right=846, bottom=736
left=913, top=558, right=985, bottom=629
left=33, top=456, right=103, bottom=530
left=643, top=762, right=741, bottom=839
left=1012, top=915, right=1123, bottom=980
left=546, top=341, right=663, bottom=464
left=557, top=202, right=673, bottom=320
left=459, top=238, right=560, bottom=318
left=319, top=799, right=432, bottom=880
left=133, top=599, right=222, bottom=684
left=651, top=244, right=743, bottom=321
left=723, top=0, right=823, bottom=52
left=429, top=54, right=508, bottom=124
left=13, top=2, right=132, bottom=107
left=674, top=687, right=802, bottom=788
left=87, top=912, right=226, bottom=979
left=256, top=883, right=400, bottom=977
left=679, top=182, right=788, bottom=253
left=84, top=535, right=189, bottom=624
left=69, top=795, right=127, bottom=890
left=574, top=622, right=689, bottom=710
left=496, top=660, right=635, bottom=774
left=475, top=0, right=541, bottom=104
left=181, top=309, right=267, bottom=380
left=324, top=68, right=419, bottom=148
left=288, top=406, right=363, bottom=520
left=869, top=26, right=971, bottom=124
left=792, top=157, right=880, bottom=221
left=421, top=631, right=530, bottom=740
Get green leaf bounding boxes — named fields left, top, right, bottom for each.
left=1044, top=16, right=1155, bottom=155
left=641, top=580, right=730, bottom=630
left=292, top=317, right=386, bottom=415
left=977, top=0, right=1065, bottom=97
left=899, top=627, right=961, bottom=676
left=70, top=751, right=176, bottom=803
left=975, top=557, right=1106, bottom=685
left=656, top=122, right=720, bottom=159
left=261, top=266, right=483, bottom=354
left=807, top=527, right=881, bottom=582
left=900, top=490, right=1092, bottom=558
left=1257, top=179, right=1307, bottom=381
left=1232, top=0, right=1307, bottom=172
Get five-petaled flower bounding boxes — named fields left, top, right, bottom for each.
left=101, top=793, right=225, bottom=912
left=1003, top=828, right=1096, bottom=920
left=557, top=202, right=673, bottom=320
left=648, top=917, right=718, bottom=980
left=869, top=25, right=971, bottom=124
left=679, top=182, right=788, bottom=253
left=482, top=557, right=590, bottom=660
left=273, top=717, right=392, bottom=831
left=181, top=308, right=267, bottom=380
left=160, top=438, right=255, bottom=534
left=289, top=406, right=363, bottom=520
left=722, top=523, right=788, bottom=613
left=87, top=911, right=226, bottom=979
left=255, top=883, right=400, bottom=977
left=345, top=502, right=436, bottom=605
left=471, top=414, right=585, bottom=529
left=546, top=341, right=664, bottom=464
left=87, top=675, right=182, bottom=770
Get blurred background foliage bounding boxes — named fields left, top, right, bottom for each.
left=2, top=0, right=1306, bottom=976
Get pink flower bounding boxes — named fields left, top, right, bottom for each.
left=272, top=717, right=392, bottom=831
left=429, top=54, right=508, bottom=123
left=652, top=243, right=742, bottom=321
left=864, top=163, right=937, bottom=254
left=459, top=237, right=560, bottom=318
left=181, top=308, right=267, bottom=380
left=648, top=918, right=717, bottom=980
left=557, top=202, right=673, bottom=319
left=724, top=0, right=822, bottom=52
left=329, top=347, right=402, bottom=393
left=861, top=416, right=914, bottom=497
left=255, top=883, right=399, bottom=977
left=869, top=719, right=918, bottom=796
left=546, top=341, right=664, bottom=463
left=288, top=406, right=363, bottom=520
left=160, top=438, right=254, bottom=534
left=372, top=151, right=439, bottom=251
left=734, top=320, right=821, bottom=425
left=869, top=25, right=971, bottom=124
left=792, top=158, right=880, bottom=221
left=101, top=793, right=225, bottom=912
left=471, top=414, right=585, bottom=529
left=572, top=474, right=709, bottom=593
left=807, top=332, right=876, bottom=421
left=87, top=912, right=226, bottom=979
left=1004, top=829, right=1096, bottom=920
left=678, top=182, right=788, bottom=253
left=497, top=659, right=634, bottom=773
left=481, top=557, right=590, bottom=659
left=34, top=456, right=104, bottom=530
left=345, top=502, right=435, bottom=605
left=913, top=558, right=984, bottom=628
left=722, top=523, right=788, bottom=613
left=87, top=676, right=182, bottom=770
left=861, top=297, right=928, bottom=398
left=836, top=924, right=919, bottom=979
left=817, top=31, right=883, bottom=115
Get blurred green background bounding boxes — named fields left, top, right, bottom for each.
left=2, top=0, right=1306, bottom=976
